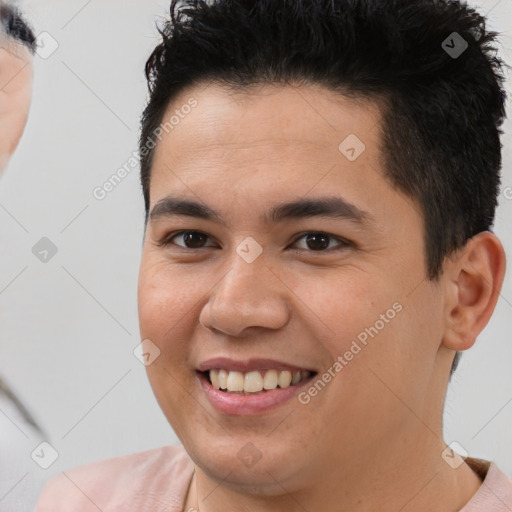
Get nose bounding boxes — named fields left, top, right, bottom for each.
left=199, top=253, right=291, bottom=338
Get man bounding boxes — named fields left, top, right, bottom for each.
left=0, top=4, right=46, bottom=511
left=36, top=0, right=511, bottom=510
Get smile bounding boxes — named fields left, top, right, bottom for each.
left=196, top=358, right=318, bottom=415
left=205, top=369, right=315, bottom=394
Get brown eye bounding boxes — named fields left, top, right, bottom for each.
left=162, top=231, right=214, bottom=249
left=182, top=232, right=208, bottom=248
left=304, top=233, right=330, bottom=251
left=292, top=232, right=350, bottom=252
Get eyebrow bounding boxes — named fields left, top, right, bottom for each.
left=149, top=195, right=373, bottom=227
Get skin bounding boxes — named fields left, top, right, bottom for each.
left=138, top=82, right=506, bottom=512
left=0, top=33, right=33, bottom=172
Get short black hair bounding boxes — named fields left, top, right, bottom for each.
left=0, top=3, right=36, bottom=52
left=140, top=0, right=508, bottom=376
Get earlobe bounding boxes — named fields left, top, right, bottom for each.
left=442, top=231, right=506, bottom=351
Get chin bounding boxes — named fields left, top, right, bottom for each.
left=188, top=435, right=306, bottom=491
left=199, top=455, right=298, bottom=495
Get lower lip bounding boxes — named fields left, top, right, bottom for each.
left=198, top=372, right=314, bottom=416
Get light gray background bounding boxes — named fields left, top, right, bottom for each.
left=0, top=0, right=511, bottom=487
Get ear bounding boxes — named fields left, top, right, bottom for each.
left=442, top=231, right=506, bottom=351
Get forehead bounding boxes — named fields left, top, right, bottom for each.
left=0, top=31, right=33, bottom=65
left=156, top=82, right=380, bottom=157
left=150, top=83, right=384, bottom=191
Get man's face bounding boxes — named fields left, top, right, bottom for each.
left=138, top=83, right=450, bottom=488
left=0, top=35, right=33, bottom=171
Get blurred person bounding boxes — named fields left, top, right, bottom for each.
left=0, top=1, right=33, bottom=172
left=36, top=0, right=511, bottom=511
left=0, top=3, right=46, bottom=511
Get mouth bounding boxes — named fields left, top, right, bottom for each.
left=196, top=357, right=318, bottom=414
left=201, top=368, right=316, bottom=395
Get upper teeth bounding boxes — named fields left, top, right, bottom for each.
left=209, top=369, right=311, bottom=393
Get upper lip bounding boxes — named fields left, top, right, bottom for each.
left=197, top=357, right=316, bottom=373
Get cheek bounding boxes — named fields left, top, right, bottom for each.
left=287, top=266, right=395, bottom=358
left=333, top=286, right=445, bottom=422
left=0, top=108, right=28, bottom=158
left=138, top=260, right=201, bottom=429
left=138, top=258, right=199, bottom=339
left=298, top=266, right=430, bottom=400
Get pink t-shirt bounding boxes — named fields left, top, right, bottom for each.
left=35, top=445, right=512, bottom=511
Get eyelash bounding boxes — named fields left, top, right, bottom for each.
left=159, top=230, right=352, bottom=253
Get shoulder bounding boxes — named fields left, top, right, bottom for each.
left=463, top=457, right=512, bottom=511
left=35, top=444, right=194, bottom=512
